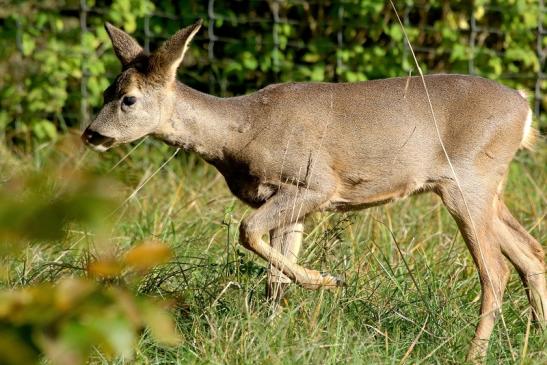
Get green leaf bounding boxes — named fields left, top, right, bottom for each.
left=21, top=33, right=35, bottom=56
left=241, top=51, right=258, bottom=70
left=32, top=120, right=57, bottom=141
left=141, top=303, right=182, bottom=346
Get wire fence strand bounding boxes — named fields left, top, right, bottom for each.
left=19, top=0, right=545, bottom=130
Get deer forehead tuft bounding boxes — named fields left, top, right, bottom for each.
left=102, top=69, right=146, bottom=103
left=115, top=69, right=146, bottom=94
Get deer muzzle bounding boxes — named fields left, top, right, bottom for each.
left=81, top=128, right=115, bottom=152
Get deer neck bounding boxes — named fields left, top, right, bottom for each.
left=154, top=82, right=249, bottom=163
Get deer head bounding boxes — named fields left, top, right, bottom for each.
left=82, top=20, right=202, bottom=151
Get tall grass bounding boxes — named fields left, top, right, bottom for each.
left=6, top=137, right=546, bottom=364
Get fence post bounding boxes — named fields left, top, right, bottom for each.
left=79, top=0, right=89, bottom=130
left=468, top=4, right=476, bottom=75
left=336, top=1, right=344, bottom=81
left=15, top=18, right=23, bottom=53
left=271, top=0, right=281, bottom=81
left=144, top=14, right=151, bottom=53
left=402, top=4, right=411, bottom=73
left=208, top=0, right=217, bottom=94
left=535, top=0, right=545, bottom=120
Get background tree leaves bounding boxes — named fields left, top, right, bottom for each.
left=0, top=0, right=544, bottom=150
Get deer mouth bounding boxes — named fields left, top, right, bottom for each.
left=81, top=128, right=116, bottom=152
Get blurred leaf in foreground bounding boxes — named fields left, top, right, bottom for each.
left=0, top=277, right=181, bottom=365
left=0, top=142, right=181, bottom=364
left=124, top=240, right=173, bottom=271
left=0, top=161, right=119, bottom=253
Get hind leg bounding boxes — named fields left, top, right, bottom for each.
left=438, top=184, right=510, bottom=362
left=495, top=199, right=546, bottom=324
left=266, top=222, right=304, bottom=303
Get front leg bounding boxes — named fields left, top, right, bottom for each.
left=239, top=186, right=343, bottom=289
left=267, top=222, right=304, bottom=302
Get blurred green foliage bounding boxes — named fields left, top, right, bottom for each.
left=0, top=277, right=179, bottom=365
left=0, top=138, right=181, bottom=364
left=0, top=0, right=545, bottom=150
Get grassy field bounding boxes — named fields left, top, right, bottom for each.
left=2, top=135, right=546, bottom=364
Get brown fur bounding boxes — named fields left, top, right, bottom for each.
left=83, top=21, right=546, bottom=362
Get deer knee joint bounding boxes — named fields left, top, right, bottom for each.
left=239, top=220, right=261, bottom=249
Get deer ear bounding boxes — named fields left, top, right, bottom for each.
left=150, top=19, right=202, bottom=82
left=104, top=22, right=143, bottom=67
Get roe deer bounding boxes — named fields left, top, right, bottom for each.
left=82, top=20, right=546, bottom=361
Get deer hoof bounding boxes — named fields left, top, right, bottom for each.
left=300, top=272, right=344, bottom=290
left=321, top=272, right=345, bottom=288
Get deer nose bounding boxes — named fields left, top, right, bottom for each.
left=82, top=128, right=115, bottom=148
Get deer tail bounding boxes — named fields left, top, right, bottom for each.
left=517, top=90, right=539, bottom=150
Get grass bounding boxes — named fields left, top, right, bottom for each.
left=3, top=136, right=546, bottom=364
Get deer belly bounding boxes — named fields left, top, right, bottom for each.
left=324, top=180, right=424, bottom=212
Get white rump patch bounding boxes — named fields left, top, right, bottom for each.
left=521, top=106, right=537, bottom=150
left=517, top=90, right=537, bottom=150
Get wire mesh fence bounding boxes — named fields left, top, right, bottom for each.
left=4, top=0, right=547, bottom=135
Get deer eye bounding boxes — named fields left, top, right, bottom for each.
left=122, top=96, right=137, bottom=107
